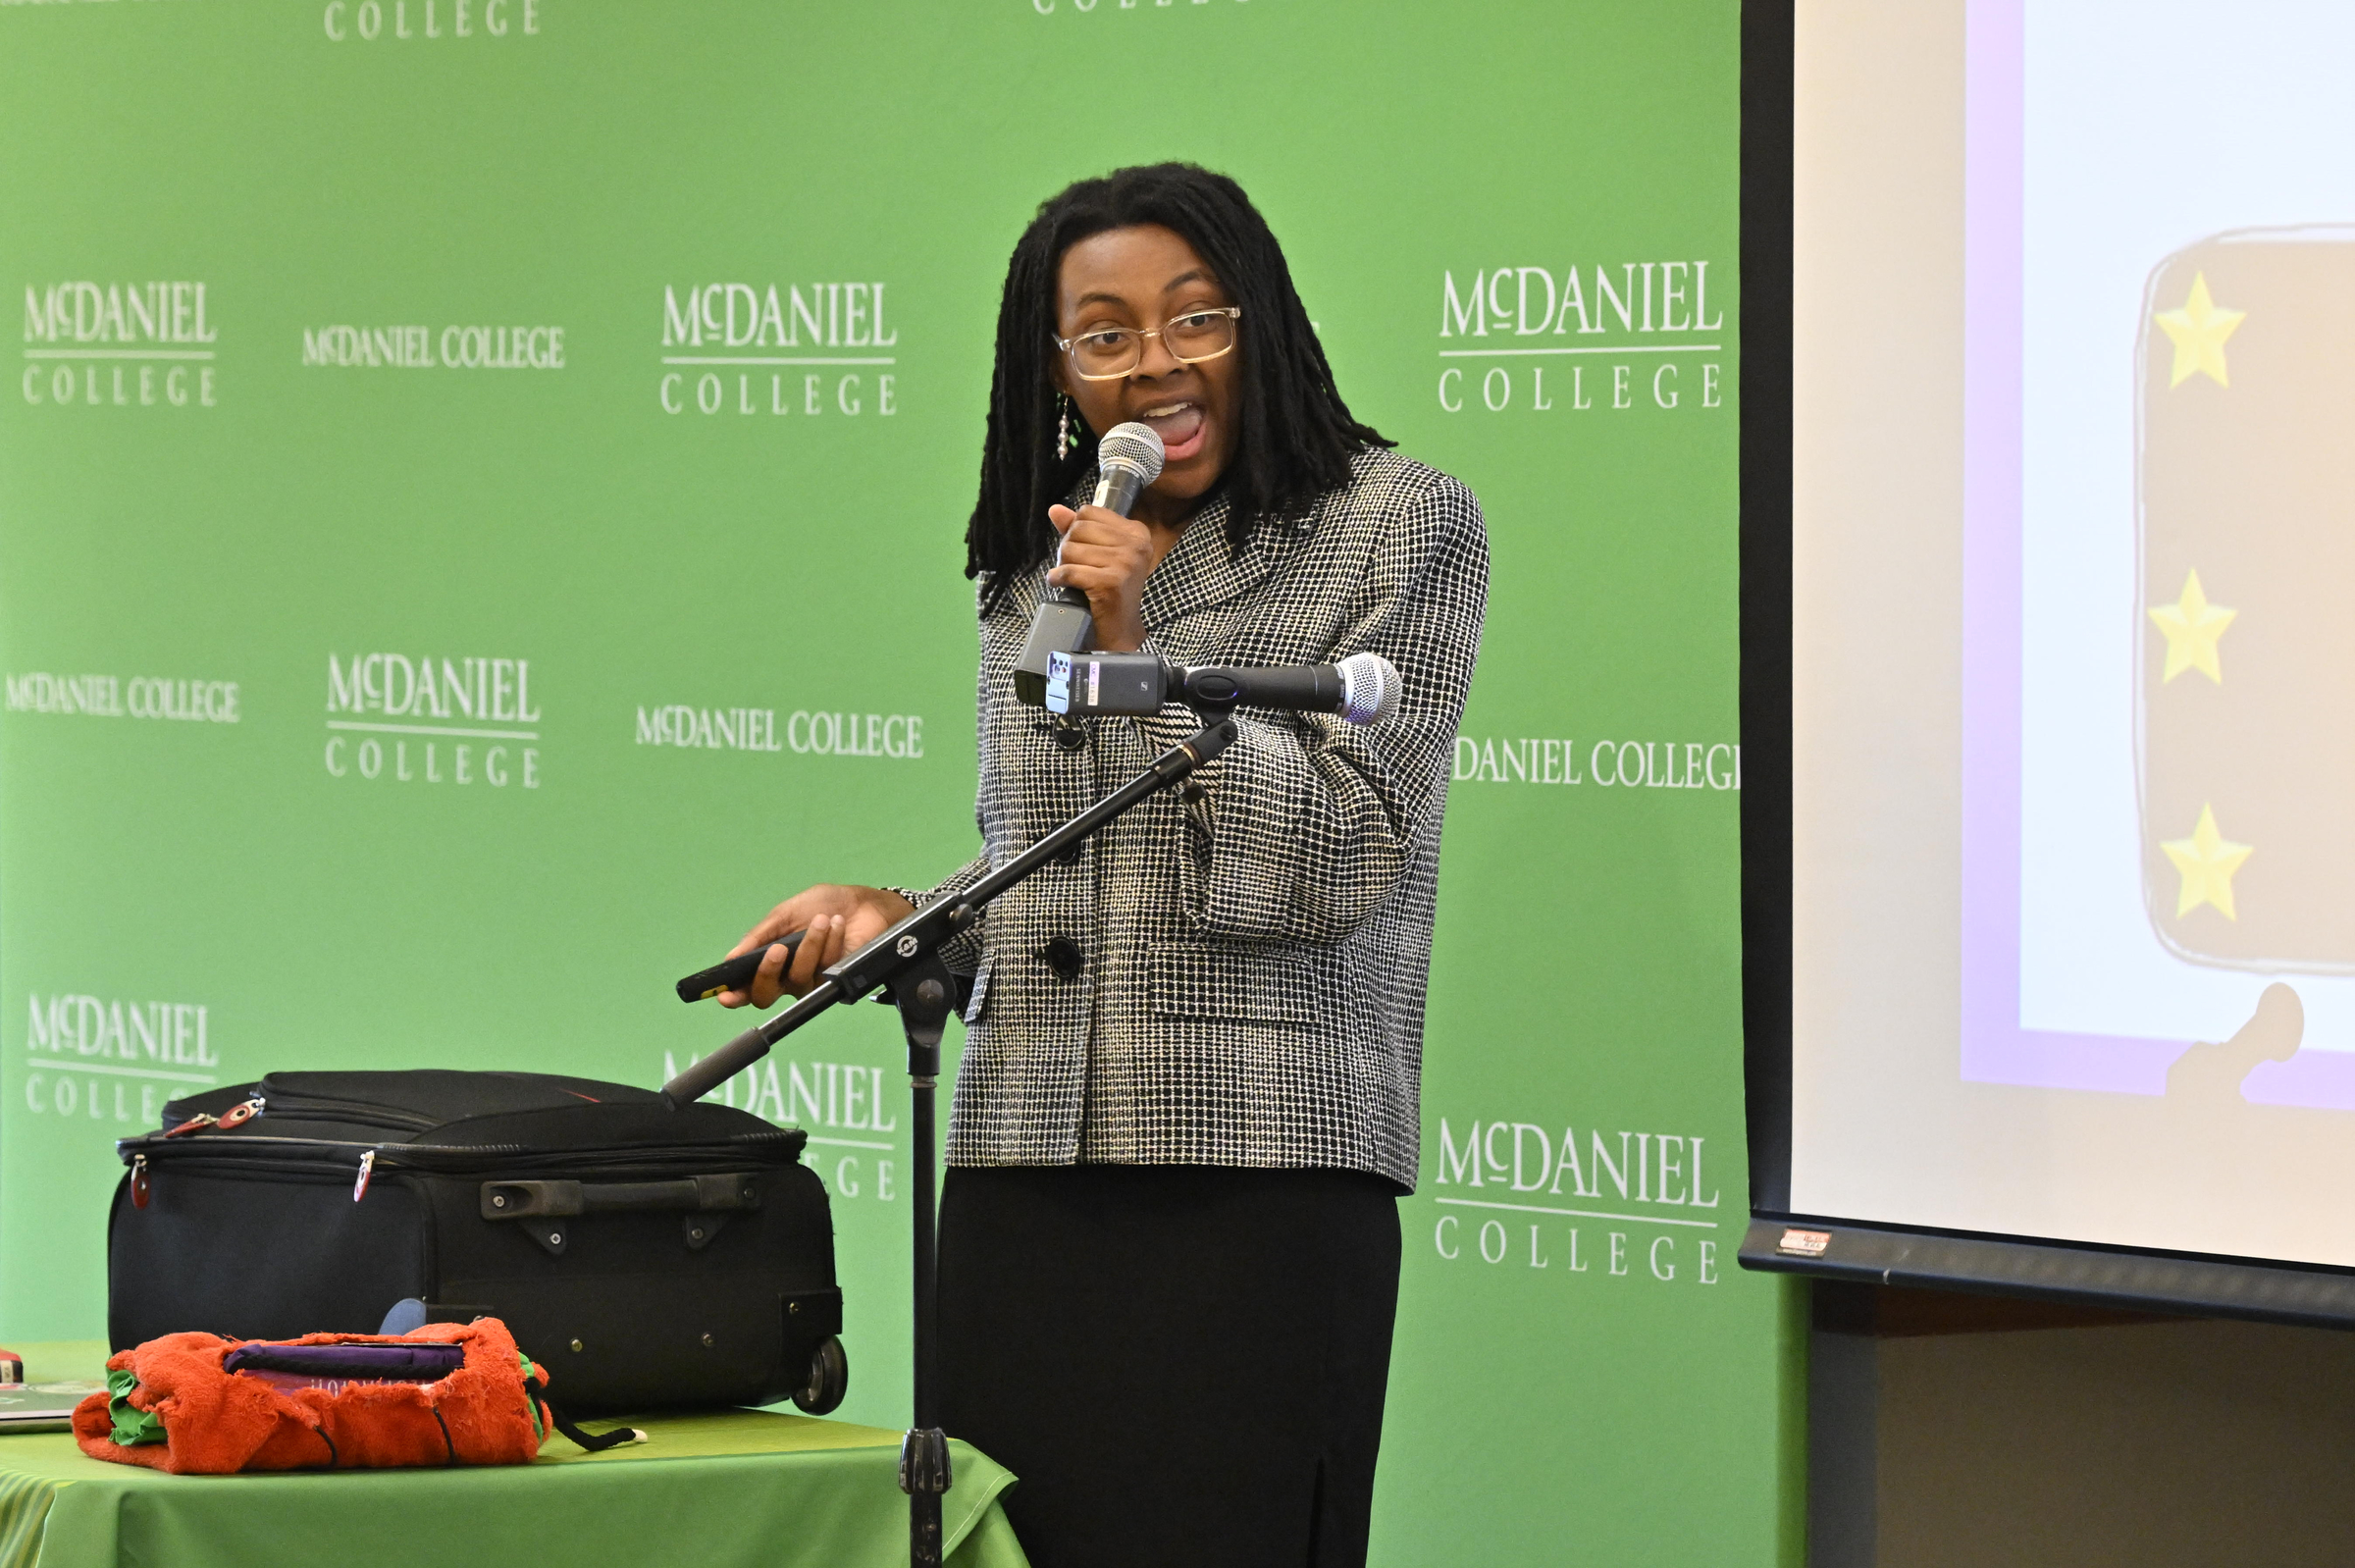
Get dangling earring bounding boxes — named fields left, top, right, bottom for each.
left=1056, top=392, right=1075, bottom=460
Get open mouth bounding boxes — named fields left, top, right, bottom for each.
left=1136, top=400, right=1208, bottom=462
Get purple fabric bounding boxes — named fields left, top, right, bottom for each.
left=224, top=1342, right=463, bottom=1385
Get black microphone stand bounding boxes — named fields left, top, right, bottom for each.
left=661, top=708, right=1239, bottom=1568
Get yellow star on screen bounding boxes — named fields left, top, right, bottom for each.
left=2147, top=568, right=2235, bottom=683
left=2155, top=272, right=2245, bottom=389
left=2161, top=804, right=2253, bottom=920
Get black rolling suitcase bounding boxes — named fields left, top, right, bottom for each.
left=107, top=1070, right=847, bottom=1417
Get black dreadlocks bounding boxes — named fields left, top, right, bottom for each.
left=966, top=162, right=1392, bottom=615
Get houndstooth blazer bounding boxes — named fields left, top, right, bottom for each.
left=898, top=446, right=1488, bottom=1191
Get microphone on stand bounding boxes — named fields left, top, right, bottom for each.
left=1044, top=650, right=1403, bottom=727
left=1010, top=422, right=1167, bottom=706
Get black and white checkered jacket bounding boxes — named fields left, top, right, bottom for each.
left=901, top=446, right=1487, bottom=1191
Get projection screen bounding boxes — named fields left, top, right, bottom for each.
left=1750, top=0, right=2355, bottom=1311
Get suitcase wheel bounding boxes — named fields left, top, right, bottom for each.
left=791, top=1334, right=849, bottom=1416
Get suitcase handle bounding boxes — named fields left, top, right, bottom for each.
left=479, top=1173, right=761, bottom=1220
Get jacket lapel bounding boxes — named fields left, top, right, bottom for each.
left=1139, top=491, right=1287, bottom=630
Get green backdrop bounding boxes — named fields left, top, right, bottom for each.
left=0, top=2, right=1799, bottom=1561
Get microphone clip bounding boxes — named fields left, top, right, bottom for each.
left=1048, top=653, right=1279, bottom=720
left=1044, top=651, right=1189, bottom=718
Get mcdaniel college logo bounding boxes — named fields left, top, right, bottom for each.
left=324, top=652, right=543, bottom=790
left=657, top=280, right=900, bottom=420
left=22, top=280, right=221, bottom=410
left=1435, top=262, right=1728, bottom=417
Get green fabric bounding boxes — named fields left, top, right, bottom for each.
left=97, top=1374, right=160, bottom=1451
left=515, top=1354, right=544, bottom=1443
left=0, top=1472, right=52, bottom=1568
left=0, top=1353, right=1028, bottom=1568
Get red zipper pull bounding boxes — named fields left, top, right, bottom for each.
left=163, top=1097, right=261, bottom=1139
left=131, top=1155, right=151, bottom=1210
left=353, top=1149, right=376, bottom=1203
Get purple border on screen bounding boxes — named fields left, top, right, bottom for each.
left=1958, top=0, right=2355, bottom=1109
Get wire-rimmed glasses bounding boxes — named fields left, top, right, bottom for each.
left=1054, top=306, right=1242, bottom=381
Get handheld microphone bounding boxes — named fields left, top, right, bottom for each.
left=1086, top=422, right=1166, bottom=517
left=1011, top=422, right=1166, bottom=706
left=1044, top=650, right=1402, bottom=727
left=675, top=930, right=804, bottom=1003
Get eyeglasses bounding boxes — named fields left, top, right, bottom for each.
left=1054, top=306, right=1242, bottom=381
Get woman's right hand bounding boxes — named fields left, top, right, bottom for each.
left=717, top=884, right=916, bottom=1008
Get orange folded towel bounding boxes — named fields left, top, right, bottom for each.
left=73, top=1319, right=549, bottom=1474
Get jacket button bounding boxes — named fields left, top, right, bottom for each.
left=1053, top=725, right=1087, bottom=753
left=1038, top=937, right=1085, bottom=980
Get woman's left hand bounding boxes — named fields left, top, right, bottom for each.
left=1046, top=503, right=1156, bottom=653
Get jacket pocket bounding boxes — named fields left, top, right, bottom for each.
left=1147, top=946, right=1320, bottom=1027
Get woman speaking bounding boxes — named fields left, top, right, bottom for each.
left=721, top=163, right=1488, bottom=1567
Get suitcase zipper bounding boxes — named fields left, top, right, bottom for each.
left=122, top=1132, right=805, bottom=1179
left=161, top=1097, right=264, bottom=1139
left=368, top=1138, right=805, bottom=1176
left=246, top=1096, right=442, bottom=1134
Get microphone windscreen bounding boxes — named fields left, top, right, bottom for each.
left=1096, top=422, right=1167, bottom=484
left=1335, top=653, right=1402, bottom=726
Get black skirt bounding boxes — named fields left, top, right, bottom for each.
left=938, top=1164, right=1403, bottom=1568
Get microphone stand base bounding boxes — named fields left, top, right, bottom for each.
left=901, top=1426, right=952, bottom=1567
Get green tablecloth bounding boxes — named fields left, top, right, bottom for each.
left=0, top=1344, right=1026, bottom=1568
